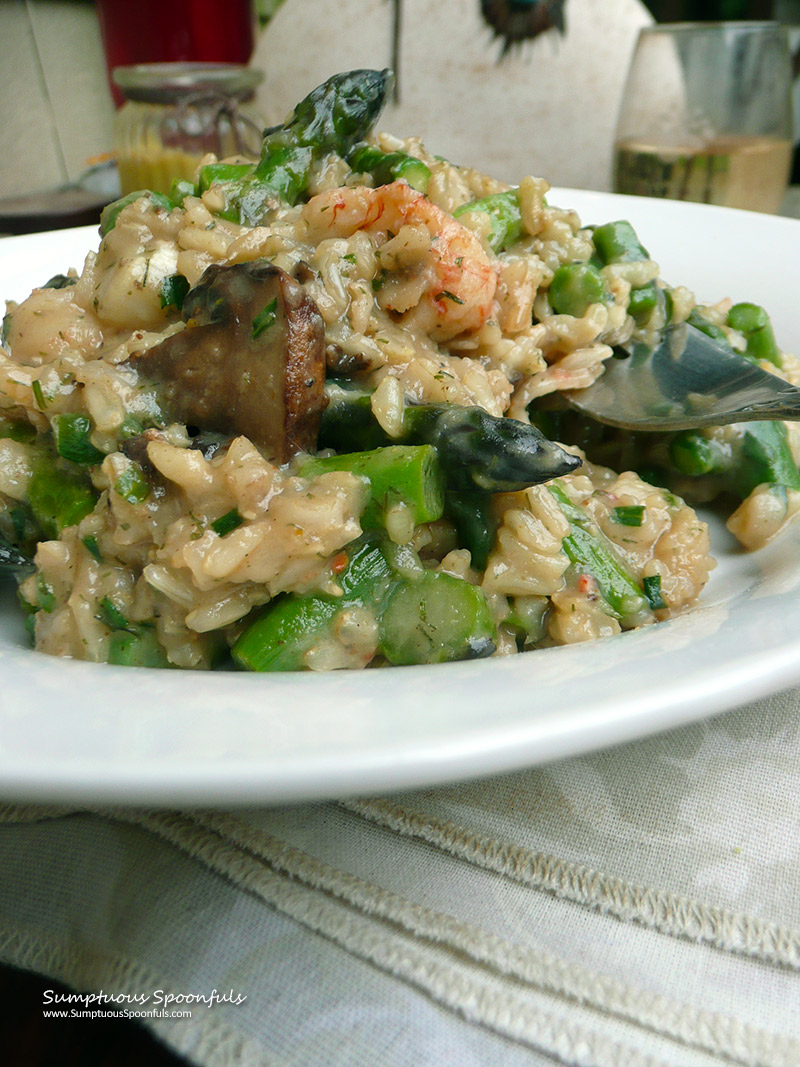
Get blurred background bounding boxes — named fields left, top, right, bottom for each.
left=0, top=0, right=797, bottom=227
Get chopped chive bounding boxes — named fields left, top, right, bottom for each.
left=51, top=413, right=106, bottom=465
left=611, top=505, right=645, bottom=527
left=114, top=464, right=150, bottom=504
left=108, top=627, right=170, bottom=668
left=160, top=273, right=190, bottom=311
left=211, top=508, right=244, bottom=537
left=36, top=575, right=55, bottom=613
left=549, top=483, right=647, bottom=620
left=252, top=297, right=278, bottom=339
left=643, top=574, right=666, bottom=610
left=32, top=380, right=48, bottom=409
left=82, top=534, right=103, bottom=562
left=99, top=596, right=130, bottom=631
left=435, top=290, right=464, bottom=304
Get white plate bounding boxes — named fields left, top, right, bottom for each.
left=2, top=192, right=800, bottom=806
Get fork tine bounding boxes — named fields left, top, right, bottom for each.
left=565, top=322, right=800, bottom=431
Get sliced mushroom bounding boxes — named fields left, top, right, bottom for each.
left=120, top=427, right=166, bottom=474
left=129, top=261, right=326, bottom=463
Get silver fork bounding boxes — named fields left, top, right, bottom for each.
left=564, top=322, right=800, bottom=431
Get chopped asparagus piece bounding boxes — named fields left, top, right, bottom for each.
left=378, top=570, right=496, bottom=665
left=300, top=444, right=445, bottom=527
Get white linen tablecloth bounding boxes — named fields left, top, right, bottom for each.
left=1, top=686, right=799, bottom=1067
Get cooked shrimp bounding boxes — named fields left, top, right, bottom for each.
left=301, top=181, right=498, bottom=341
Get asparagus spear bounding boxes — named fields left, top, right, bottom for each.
left=627, top=281, right=668, bottom=327
left=273, top=68, right=392, bottom=156
left=100, top=70, right=394, bottom=230
left=443, top=491, right=497, bottom=572
left=320, top=385, right=580, bottom=567
left=320, top=385, right=581, bottom=493
left=548, top=483, right=652, bottom=619
left=215, top=69, right=393, bottom=221
left=108, top=628, right=171, bottom=668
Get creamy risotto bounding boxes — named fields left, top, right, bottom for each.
left=0, top=69, right=796, bottom=671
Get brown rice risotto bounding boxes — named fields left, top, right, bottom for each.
left=0, top=69, right=796, bottom=671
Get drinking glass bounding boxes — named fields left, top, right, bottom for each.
left=614, top=22, right=794, bottom=213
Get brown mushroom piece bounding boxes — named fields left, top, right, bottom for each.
left=129, top=261, right=326, bottom=463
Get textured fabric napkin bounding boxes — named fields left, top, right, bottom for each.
left=1, top=687, right=799, bottom=1067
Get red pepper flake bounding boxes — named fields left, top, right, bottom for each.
left=578, top=574, right=595, bottom=595
left=331, top=550, right=349, bottom=574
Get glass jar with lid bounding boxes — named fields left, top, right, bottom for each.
left=112, top=63, right=264, bottom=196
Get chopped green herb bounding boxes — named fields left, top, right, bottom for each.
left=436, top=290, right=464, bottom=304
left=549, top=484, right=648, bottom=620
left=31, top=380, right=48, bottom=409
left=51, top=413, right=106, bottom=465
left=211, top=508, right=244, bottom=537
left=36, top=575, right=55, bottom=613
left=108, top=627, right=170, bottom=668
left=252, top=297, right=278, bottom=339
left=643, top=574, right=666, bottom=610
left=160, top=273, right=190, bottom=311
left=114, top=464, right=150, bottom=504
left=82, top=534, right=103, bottom=562
left=42, top=274, right=76, bottom=290
left=99, top=596, right=130, bottom=631
left=611, top=505, right=645, bottom=527
left=18, top=588, right=36, bottom=621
